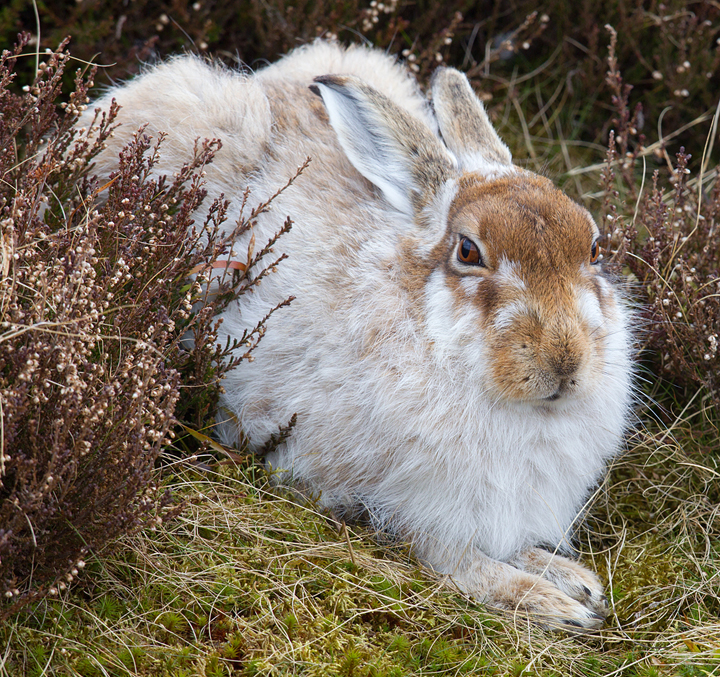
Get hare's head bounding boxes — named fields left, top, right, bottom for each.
left=311, top=69, right=628, bottom=408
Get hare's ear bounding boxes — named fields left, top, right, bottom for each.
left=430, top=68, right=512, bottom=174
left=311, top=75, right=454, bottom=218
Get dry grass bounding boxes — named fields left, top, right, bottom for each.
left=2, top=425, right=719, bottom=676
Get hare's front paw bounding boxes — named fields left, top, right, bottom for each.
left=511, top=548, right=609, bottom=619
left=499, top=573, right=606, bottom=630
left=449, top=551, right=606, bottom=631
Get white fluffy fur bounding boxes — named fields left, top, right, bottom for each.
left=79, top=40, right=634, bottom=629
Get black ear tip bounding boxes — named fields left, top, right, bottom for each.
left=313, top=74, right=351, bottom=90
left=309, top=84, right=322, bottom=97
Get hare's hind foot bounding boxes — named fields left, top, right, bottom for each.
left=448, top=550, right=607, bottom=631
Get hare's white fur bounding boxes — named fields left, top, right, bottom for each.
left=80, top=40, right=633, bottom=629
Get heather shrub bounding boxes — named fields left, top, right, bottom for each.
left=609, top=144, right=720, bottom=416
left=0, top=35, right=291, bottom=616
left=596, top=28, right=720, bottom=421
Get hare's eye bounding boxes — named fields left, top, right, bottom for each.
left=590, top=240, right=601, bottom=264
left=457, top=237, right=483, bottom=266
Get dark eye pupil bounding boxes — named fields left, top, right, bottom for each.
left=461, top=239, right=472, bottom=259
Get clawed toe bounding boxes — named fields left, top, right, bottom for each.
left=510, top=548, right=609, bottom=622
left=446, top=550, right=610, bottom=632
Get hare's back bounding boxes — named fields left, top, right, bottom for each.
left=257, top=40, right=436, bottom=132
left=79, top=41, right=438, bottom=209
left=80, top=56, right=277, bottom=195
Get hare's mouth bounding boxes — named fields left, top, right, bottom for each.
left=542, top=376, right=580, bottom=402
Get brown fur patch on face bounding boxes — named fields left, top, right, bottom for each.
left=449, top=172, right=594, bottom=279
left=475, top=277, right=500, bottom=317
left=443, top=172, right=607, bottom=402
left=395, top=233, right=448, bottom=319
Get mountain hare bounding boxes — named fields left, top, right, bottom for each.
left=80, top=40, right=633, bottom=629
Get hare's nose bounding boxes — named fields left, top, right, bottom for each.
left=548, top=352, right=580, bottom=379
left=542, top=316, right=585, bottom=379
left=544, top=374, right=576, bottom=401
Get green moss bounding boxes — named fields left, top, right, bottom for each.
left=113, top=647, right=146, bottom=675
left=94, top=595, right=126, bottom=622
left=76, top=657, right=103, bottom=677
left=1, top=450, right=716, bottom=676
left=337, top=642, right=365, bottom=677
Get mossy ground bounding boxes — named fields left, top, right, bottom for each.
left=2, top=411, right=719, bottom=676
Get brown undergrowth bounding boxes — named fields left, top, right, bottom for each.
left=0, top=34, right=295, bottom=617
left=2, top=1, right=718, bottom=162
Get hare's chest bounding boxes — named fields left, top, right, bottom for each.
left=468, top=419, right=608, bottom=558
